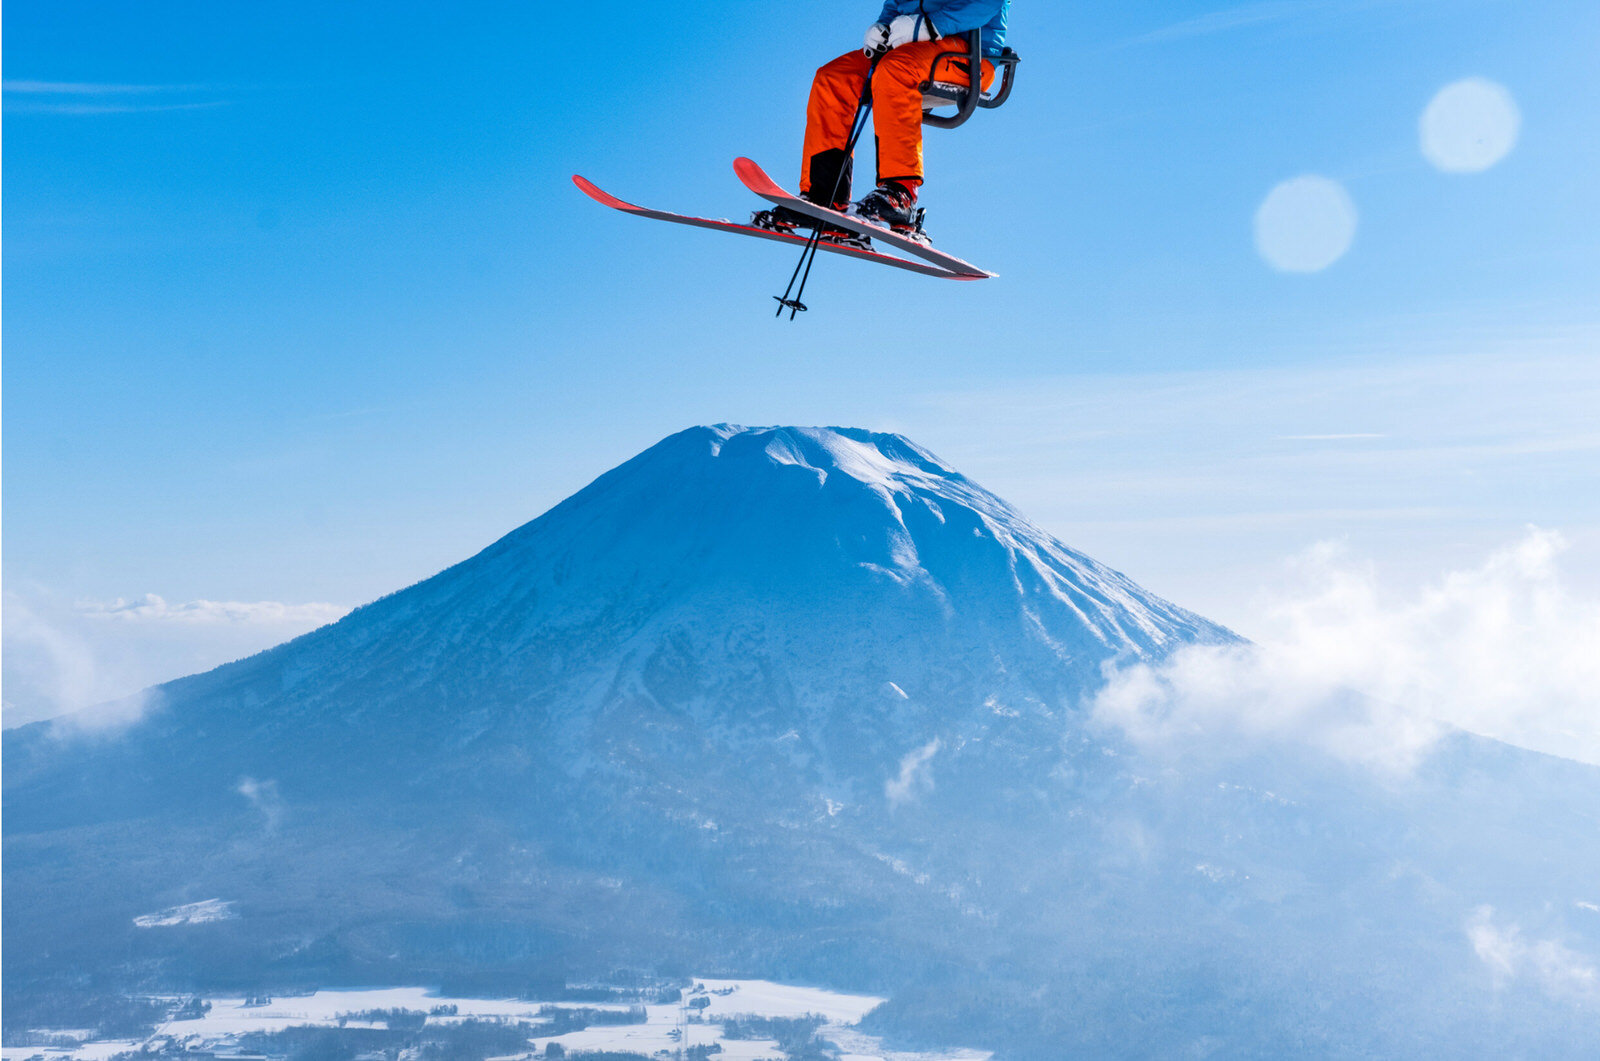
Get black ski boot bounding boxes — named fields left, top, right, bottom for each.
left=749, top=204, right=810, bottom=234
left=851, top=181, right=930, bottom=245
left=751, top=200, right=871, bottom=250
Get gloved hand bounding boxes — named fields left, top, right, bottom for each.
left=862, top=22, right=890, bottom=57
left=886, top=13, right=940, bottom=49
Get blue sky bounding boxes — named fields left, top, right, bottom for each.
left=5, top=0, right=1599, bottom=724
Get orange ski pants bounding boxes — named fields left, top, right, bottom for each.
left=801, top=40, right=994, bottom=202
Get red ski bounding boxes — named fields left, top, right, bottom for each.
left=572, top=175, right=980, bottom=281
left=732, top=157, right=995, bottom=280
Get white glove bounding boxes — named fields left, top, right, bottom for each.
left=886, top=12, right=940, bottom=49
left=863, top=22, right=890, bottom=57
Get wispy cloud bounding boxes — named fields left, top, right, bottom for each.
left=4, top=594, right=106, bottom=719
left=46, top=690, right=165, bottom=738
left=1092, top=529, right=1600, bottom=771
left=1468, top=906, right=1600, bottom=1003
left=237, top=777, right=286, bottom=834
left=909, top=330, right=1600, bottom=606
left=1125, top=0, right=1415, bottom=46
left=1132, top=1, right=1317, bottom=44
left=78, top=594, right=349, bottom=626
left=3, top=79, right=228, bottom=115
left=8, top=100, right=229, bottom=116
left=886, top=739, right=942, bottom=807
left=3, top=80, right=208, bottom=95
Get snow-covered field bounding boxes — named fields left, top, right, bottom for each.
left=131, top=899, right=237, bottom=928
left=156, top=987, right=621, bottom=1037
left=1, top=1042, right=141, bottom=1061
left=4, top=980, right=989, bottom=1061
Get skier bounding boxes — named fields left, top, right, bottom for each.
left=753, top=1, right=1011, bottom=246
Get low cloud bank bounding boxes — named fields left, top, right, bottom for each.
left=3, top=588, right=348, bottom=729
left=79, top=594, right=347, bottom=626
left=1094, top=529, right=1600, bottom=769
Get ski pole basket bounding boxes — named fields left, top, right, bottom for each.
left=920, top=28, right=1020, bottom=130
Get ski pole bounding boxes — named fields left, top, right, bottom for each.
left=775, top=57, right=879, bottom=319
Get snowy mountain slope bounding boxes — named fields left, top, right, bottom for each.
left=6, top=425, right=1599, bottom=1059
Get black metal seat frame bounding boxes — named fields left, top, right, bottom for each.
left=919, top=28, right=1020, bottom=129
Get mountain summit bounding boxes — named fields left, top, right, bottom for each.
left=7, top=426, right=1597, bottom=1058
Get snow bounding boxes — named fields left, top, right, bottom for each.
left=133, top=898, right=236, bottom=927
left=690, top=978, right=885, bottom=1022
left=158, top=988, right=625, bottom=1037
left=1, top=1043, right=139, bottom=1061
left=827, top=1025, right=993, bottom=1061
left=41, top=979, right=958, bottom=1061
left=523, top=979, right=936, bottom=1061
left=525, top=1006, right=774, bottom=1061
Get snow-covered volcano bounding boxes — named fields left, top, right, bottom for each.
left=305, top=423, right=1228, bottom=759
left=8, top=425, right=1230, bottom=817
left=6, top=426, right=1598, bottom=1059
left=239, top=421, right=1230, bottom=739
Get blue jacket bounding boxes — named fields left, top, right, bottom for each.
left=877, top=0, right=1010, bottom=56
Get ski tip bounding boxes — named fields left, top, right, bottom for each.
left=572, top=174, right=634, bottom=211
left=732, top=157, right=780, bottom=194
